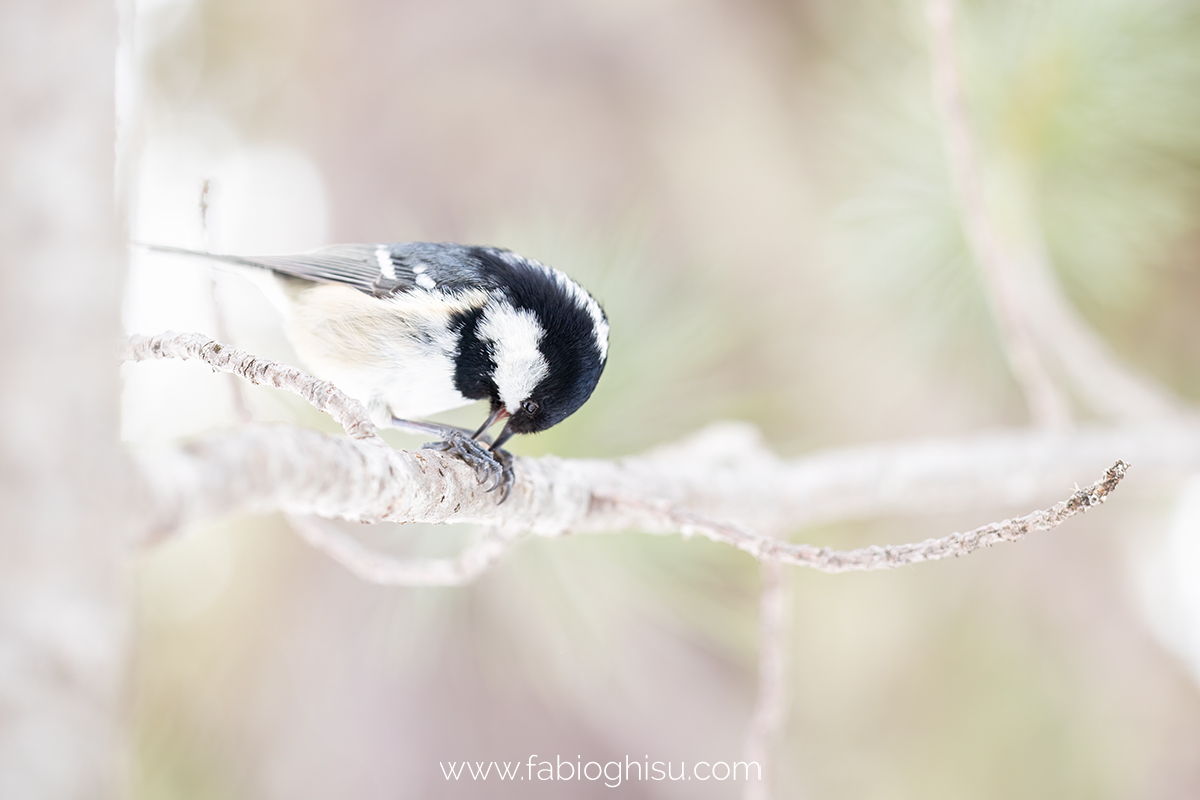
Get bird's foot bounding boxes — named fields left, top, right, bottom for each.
left=421, top=430, right=515, bottom=501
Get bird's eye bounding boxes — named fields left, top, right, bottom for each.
left=522, top=400, right=540, bottom=416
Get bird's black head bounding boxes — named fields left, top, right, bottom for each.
left=451, top=247, right=608, bottom=445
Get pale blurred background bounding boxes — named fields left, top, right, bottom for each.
left=120, top=0, right=1200, bottom=797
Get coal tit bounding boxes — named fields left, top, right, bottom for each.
left=146, top=242, right=609, bottom=498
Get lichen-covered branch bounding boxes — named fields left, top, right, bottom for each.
left=136, top=412, right=1198, bottom=539
left=126, top=333, right=1161, bottom=572
left=609, top=461, right=1128, bottom=573
left=122, top=331, right=381, bottom=441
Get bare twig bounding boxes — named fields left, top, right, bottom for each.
left=602, top=461, right=1127, bottom=573
left=926, top=0, right=1070, bottom=428
left=122, top=331, right=380, bottom=441
left=743, top=560, right=791, bottom=800
left=286, top=515, right=524, bottom=587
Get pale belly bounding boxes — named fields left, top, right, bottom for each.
left=284, top=283, right=481, bottom=425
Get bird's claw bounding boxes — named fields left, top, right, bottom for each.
left=488, top=448, right=516, bottom=502
left=423, top=431, right=515, bottom=501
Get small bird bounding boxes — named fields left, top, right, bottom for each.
left=144, top=241, right=610, bottom=499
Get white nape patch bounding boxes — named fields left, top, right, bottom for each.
left=416, top=273, right=436, bottom=290
left=412, top=263, right=427, bottom=274
left=549, top=270, right=608, bottom=361
left=478, top=301, right=549, bottom=411
left=374, top=246, right=396, bottom=281
left=495, top=250, right=525, bottom=268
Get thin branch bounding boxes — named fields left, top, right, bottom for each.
left=127, top=331, right=1197, bottom=531
left=743, top=560, right=791, bottom=800
left=131, top=418, right=1134, bottom=567
left=926, top=0, right=1070, bottom=428
left=125, top=333, right=1151, bottom=571
left=135, top=412, right=1182, bottom=546
left=601, top=461, right=1127, bottom=573
left=122, top=331, right=381, bottom=441
left=285, top=515, right=524, bottom=587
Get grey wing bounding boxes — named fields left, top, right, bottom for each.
left=248, top=242, right=497, bottom=298
left=245, top=244, right=416, bottom=298
left=384, top=242, right=503, bottom=293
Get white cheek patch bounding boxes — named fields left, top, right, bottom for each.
left=374, top=246, right=396, bottom=281
left=478, top=302, right=549, bottom=411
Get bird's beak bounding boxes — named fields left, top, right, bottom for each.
left=490, top=421, right=516, bottom=452
left=471, top=406, right=510, bottom=441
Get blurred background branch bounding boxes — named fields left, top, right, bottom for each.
left=286, top=515, right=522, bottom=587
left=2, top=1, right=127, bottom=797
left=926, top=0, right=1187, bottom=426
left=743, top=561, right=791, bottom=800
left=926, top=0, right=1070, bottom=428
